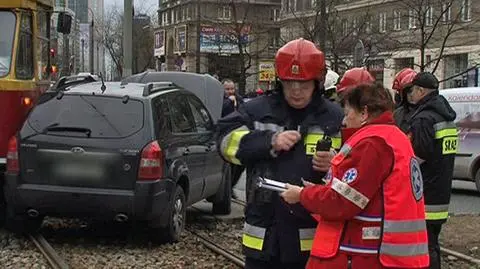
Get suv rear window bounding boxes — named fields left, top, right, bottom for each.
left=28, top=94, right=144, bottom=138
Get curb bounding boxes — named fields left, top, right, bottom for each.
left=441, top=246, right=480, bottom=265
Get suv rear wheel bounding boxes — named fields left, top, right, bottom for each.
left=212, top=163, right=232, bottom=215
left=151, top=185, right=186, bottom=243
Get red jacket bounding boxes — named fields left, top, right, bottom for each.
left=300, top=112, right=429, bottom=268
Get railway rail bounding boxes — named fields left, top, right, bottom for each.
left=29, top=233, right=69, bottom=269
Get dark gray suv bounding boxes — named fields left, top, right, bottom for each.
left=4, top=78, right=231, bottom=242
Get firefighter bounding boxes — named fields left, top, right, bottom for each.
left=323, top=69, right=340, bottom=102
left=281, top=83, right=429, bottom=269
left=216, top=38, right=343, bottom=268
left=393, top=68, right=418, bottom=132
left=335, top=67, right=375, bottom=101
left=406, top=72, right=457, bottom=269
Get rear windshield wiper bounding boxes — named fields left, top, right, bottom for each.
left=44, top=126, right=92, bottom=137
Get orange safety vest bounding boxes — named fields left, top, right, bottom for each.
left=310, top=124, right=429, bottom=268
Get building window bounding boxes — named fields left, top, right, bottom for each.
left=218, top=6, right=231, bottom=19
left=426, top=6, right=433, bottom=26
left=408, top=9, right=416, bottom=29
left=269, top=29, right=281, bottom=48
left=182, top=7, right=186, bottom=21
left=311, top=0, right=316, bottom=9
left=461, top=0, right=471, bottom=21
left=271, top=9, right=280, bottom=21
left=393, top=10, right=401, bottom=30
left=342, top=19, right=349, bottom=36
left=395, top=57, right=414, bottom=71
left=379, top=12, right=387, bottom=33
left=442, top=2, right=452, bottom=23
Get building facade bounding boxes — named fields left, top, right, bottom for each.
left=279, top=0, right=479, bottom=89
left=155, top=0, right=282, bottom=92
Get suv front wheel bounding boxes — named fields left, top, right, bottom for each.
left=151, top=185, right=186, bottom=243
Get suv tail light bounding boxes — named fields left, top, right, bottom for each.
left=6, top=136, right=19, bottom=173
left=138, top=141, right=164, bottom=180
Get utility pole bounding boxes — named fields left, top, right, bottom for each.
left=89, top=9, right=95, bottom=74
left=195, top=0, right=201, bottom=73
left=123, top=0, right=133, bottom=77
left=81, top=39, right=85, bottom=72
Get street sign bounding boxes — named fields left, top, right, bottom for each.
left=258, top=61, right=275, bottom=82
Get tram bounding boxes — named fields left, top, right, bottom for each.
left=0, top=0, right=67, bottom=170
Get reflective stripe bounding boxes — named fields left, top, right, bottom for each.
left=331, top=178, right=369, bottom=209
left=253, top=121, right=285, bottom=132
left=435, top=128, right=457, bottom=139
left=425, top=212, right=449, bottom=220
left=308, top=126, right=324, bottom=133
left=434, top=122, right=457, bottom=139
left=354, top=215, right=382, bottom=222
left=243, top=223, right=266, bottom=251
left=244, top=223, right=266, bottom=238
left=299, top=228, right=315, bottom=251
left=0, top=158, right=5, bottom=164
left=425, top=204, right=449, bottom=220
left=305, top=133, right=324, bottom=155
left=331, top=136, right=342, bottom=150
left=340, top=245, right=378, bottom=254
left=339, top=144, right=352, bottom=156
left=220, top=126, right=250, bottom=165
left=425, top=204, right=449, bottom=212
left=243, top=234, right=264, bottom=250
left=299, top=228, right=316, bottom=239
left=380, top=243, right=429, bottom=257
left=383, top=219, right=426, bottom=233
left=434, top=121, right=457, bottom=131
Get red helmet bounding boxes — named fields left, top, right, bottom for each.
left=392, top=68, right=417, bottom=92
left=336, top=68, right=375, bottom=93
left=275, top=38, right=326, bottom=81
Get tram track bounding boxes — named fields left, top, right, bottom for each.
left=29, top=232, right=69, bottom=269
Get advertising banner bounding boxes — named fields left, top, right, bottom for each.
left=154, top=30, right=165, bottom=56
left=258, top=61, right=275, bottom=82
left=200, top=25, right=249, bottom=54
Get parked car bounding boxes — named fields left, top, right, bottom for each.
left=440, top=87, right=480, bottom=191
left=4, top=75, right=231, bottom=243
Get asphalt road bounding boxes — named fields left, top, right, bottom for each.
left=233, top=174, right=480, bottom=216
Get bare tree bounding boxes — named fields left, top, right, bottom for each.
left=98, top=3, right=157, bottom=79
left=200, top=0, right=278, bottom=94
left=283, top=0, right=399, bottom=73
left=397, top=0, right=479, bottom=73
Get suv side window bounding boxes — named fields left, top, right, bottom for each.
left=188, top=95, right=214, bottom=132
left=152, top=96, right=172, bottom=137
left=168, top=93, right=196, bottom=133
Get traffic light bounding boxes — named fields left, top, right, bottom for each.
left=50, top=48, right=55, bottom=58
left=51, top=65, right=57, bottom=74
left=57, top=12, right=72, bottom=34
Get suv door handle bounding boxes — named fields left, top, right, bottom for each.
left=183, top=148, right=190, bottom=156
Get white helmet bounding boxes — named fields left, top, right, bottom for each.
left=324, top=69, right=340, bottom=91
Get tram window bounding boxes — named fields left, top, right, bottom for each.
left=0, top=11, right=15, bottom=77
left=16, top=12, right=34, bottom=80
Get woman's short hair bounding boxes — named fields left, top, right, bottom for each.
left=341, top=83, right=394, bottom=116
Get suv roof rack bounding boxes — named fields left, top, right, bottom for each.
left=50, top=74, right=98, bottom=91
left=142, top=82, right=177, bottom=97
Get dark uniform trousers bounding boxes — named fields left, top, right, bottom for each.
left=427, top=221, right=443, bottom=269
left=245, top=256, right=308, bottom=269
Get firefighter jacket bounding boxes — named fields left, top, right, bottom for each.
left=394, top=103, right=417, bottom=134
left=216, top=90, right=343, bottom=262
left=408, top=91, right=457, bottom=223
left=300, top=112, right=429, bottom=268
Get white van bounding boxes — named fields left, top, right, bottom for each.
left=440, top=87, right=480, bottom=191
